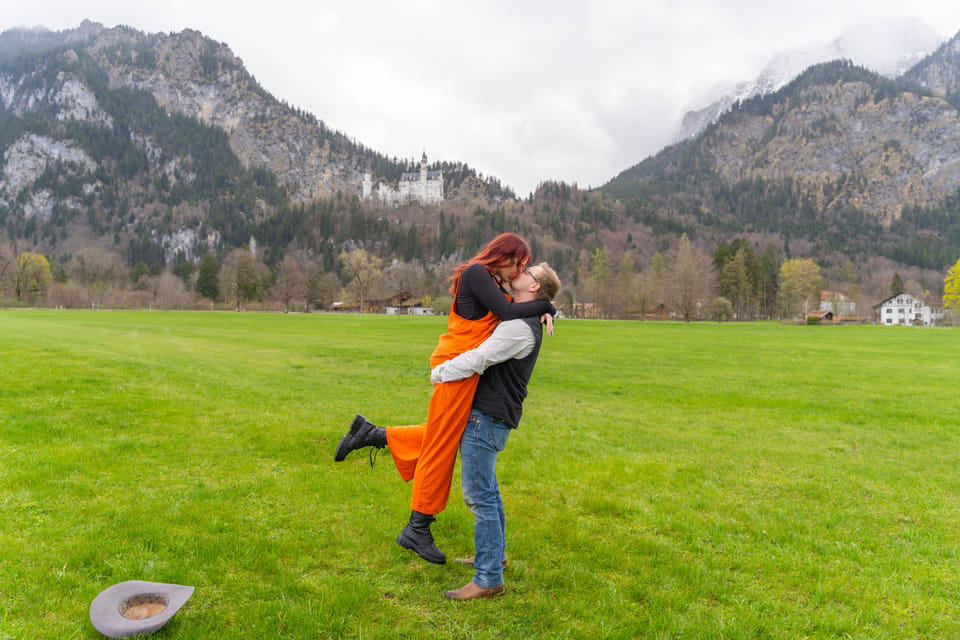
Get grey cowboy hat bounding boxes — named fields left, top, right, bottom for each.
left=89, top=580, right=194, bottom=638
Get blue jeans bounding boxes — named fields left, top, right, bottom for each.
left=459, top=409, right=511, bottom=589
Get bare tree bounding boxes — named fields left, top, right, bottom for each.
left=944, top=258, right=960, bottom=323
left=151, top=272, right=196, bottom=309
left=669, top=234, right=714, bottom=321
left=15, top=251, right=53, bottom=303
left=842, top=260, right=862, bottom=319
left=308, top=269, right=340, bottom=311
left=0, top=243, right=15, bottom=299
left=424, top=257, right=459, bottom=299
left=221, top=247, right=267, bottom=311
left=778, top=258, right=822, bottom=319
left=272, top=255, right=311, bottom=312
left=385, top=260, right=425, bottom=308
left=613, top=252, right=637, bottom=318
left=634, top=270, right=657, bottom=320
left=340, top=248, right=382, bottom=313
left=708, top=297, right=734, bottom=322
left=70, top=248, right=126, bottom=308
left=649, top=252, right=667, bottom=307
left=592, top=247, right=612, bottom=318
left=575, top=249, right=597, bottom=317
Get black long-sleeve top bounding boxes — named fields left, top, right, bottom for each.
left=455, top=263, right=556, bottom=320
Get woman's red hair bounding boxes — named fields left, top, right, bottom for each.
left=449, top=232, right=532, bottom=295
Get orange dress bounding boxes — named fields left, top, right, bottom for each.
left=385, top=298, right=501, bottom=515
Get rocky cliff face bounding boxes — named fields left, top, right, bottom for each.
left=902, top=32, right=960, bottom=103
left=0, top=20, right=373, bottom=217
left=0, top=134, right=97, bottom=220
left=80, top=24, right=365, bottom=201
left=704, top=75, right=960, bottom=223
left=601, top=55, right=960, bottom=270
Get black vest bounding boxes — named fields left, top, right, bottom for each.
left=471, top=317, right=543, bottom=429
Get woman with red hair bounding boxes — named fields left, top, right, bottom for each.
left=335, top=233, right=555, bottom=564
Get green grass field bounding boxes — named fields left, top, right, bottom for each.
left=2, top=310, right=959, bottom=639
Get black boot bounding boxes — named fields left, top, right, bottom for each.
left=334, top=414, right=387, bottom=464
left=396, top=510, right=446, bottom=564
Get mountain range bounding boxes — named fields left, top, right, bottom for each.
left=2, top=20, right=960, bottom=292
left=674, top=20, right=946, bottom=142
left=604, top=28, right=960, bottom=275
left=0, top=21, right=515, bottom=266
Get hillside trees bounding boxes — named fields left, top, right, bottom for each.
left=144, top=272, right=194, bottom=309
left=944, top=258, right=960, bottom=314
left=7, top=30, right=960, bottom=291
left=575, top=250, right=597, bottom=316
left=719, top=250, right=753, bottom=319
left=758, top=246, right=782, bottom=319
left=890, top=273, right=905, bottom=297
left=0, top=233, right=895, bottom=321
left=0, top=243, right=13, bottom=299
left=591, top=248, right=612, bottom=318
left=271, top=254, right=312, bottom=313
left=633, top=268, right=658, bottom=320
left=221, top=247, right=267, bottom=311
left=566, top=239, right=797, bottom=321
left=711, top=240, right=782, bottom=320
left=384, top=260, right=425, bottom=306
left=308, top=270, right=341, bottom=311
left=572, top=247, right=640, bottom=318
left=649, top=252, right=666, bottom=307
left=778, top=258, right=822, bottom=319
left=196, top=252, right=220, bottom=301
left=670, top=234, right=714, bottom=322
left=708, top=297, right=734, bottom=322
left=714, top=240, right=755, bottom=320
left=0, top=187, right=909, bottom=319
left=14, top=252, right=52, bottom=302
left=613, top=253, right=639, bottom=318
left=69, top=249, right=126, bottom=307
left=340, top=248, right=382, bottom=314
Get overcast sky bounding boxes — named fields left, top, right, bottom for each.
left=6, top=1, right=960, bottom=195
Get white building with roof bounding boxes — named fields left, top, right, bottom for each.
left=363, top=152, right=443, bottom=206
left=876, top=293, right=945, bottom=326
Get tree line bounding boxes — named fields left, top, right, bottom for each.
left=5, top=232, right=946, bottom=324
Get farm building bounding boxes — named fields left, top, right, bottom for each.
left=875, top=293, right=945, bottom=326
left=819, top=291, right=855, bottom=317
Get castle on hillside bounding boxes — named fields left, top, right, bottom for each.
left=363, top=152, right=444, bottom=206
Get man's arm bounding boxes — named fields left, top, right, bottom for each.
left=430, top=319, right=535, bottom=384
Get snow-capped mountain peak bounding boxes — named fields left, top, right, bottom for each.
left=675, top=19, right=945, bottom=142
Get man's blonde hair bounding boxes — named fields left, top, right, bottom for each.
left=532, top=262, right=561, bottom=301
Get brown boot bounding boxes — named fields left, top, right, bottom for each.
left=444, top=581, right=505, bottom=601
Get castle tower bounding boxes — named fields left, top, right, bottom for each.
left=393, top=151, right=444, bottom=205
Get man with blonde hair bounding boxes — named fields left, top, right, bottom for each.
left=430, top=262, right=561, bottom=600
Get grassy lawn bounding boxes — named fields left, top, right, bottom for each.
left=1, top=310, right=959, bottom=639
